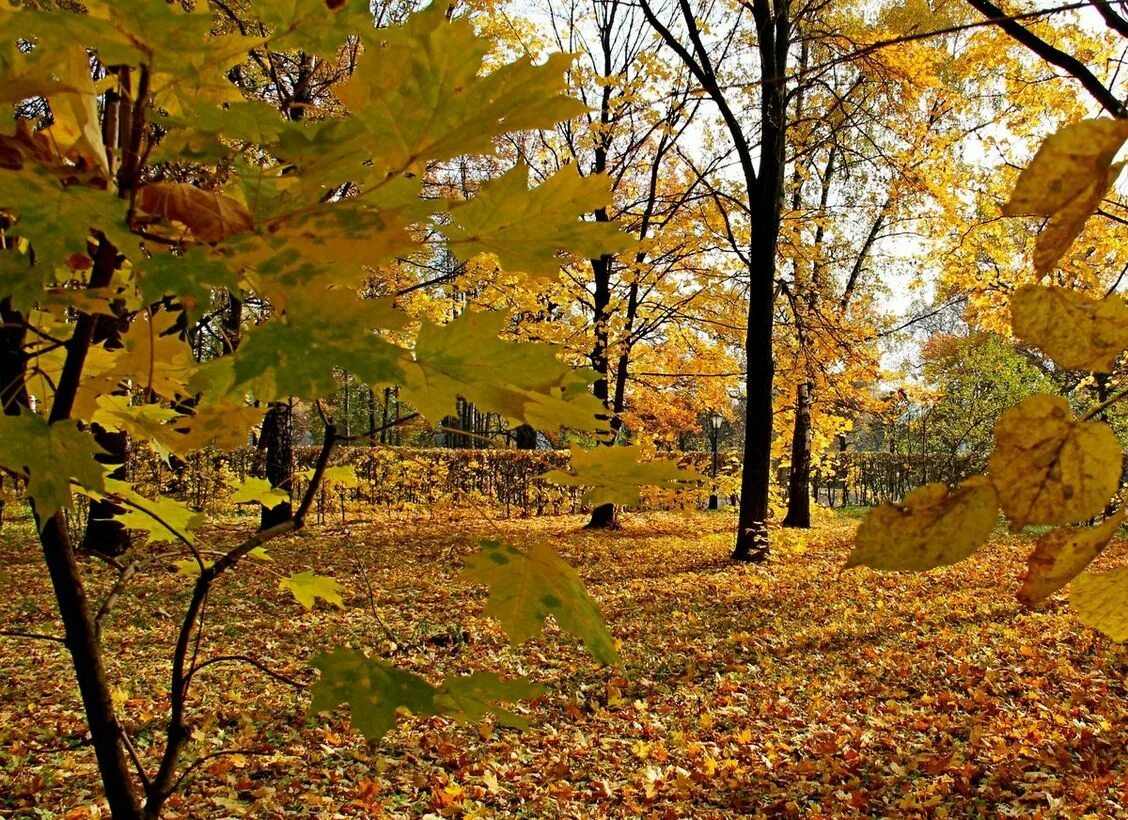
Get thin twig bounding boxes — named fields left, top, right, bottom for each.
left=186, top=654, right=306, bottom=689
left=169, top=749, right=267, bottom=796
left=1083, top=384, right=1128, bottom=420
left=350, top=553, right=398, bottom=644
left=0, top=629, right=66, bottom=644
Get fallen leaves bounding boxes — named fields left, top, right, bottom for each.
left=1, top=510, right=1126, bottom=817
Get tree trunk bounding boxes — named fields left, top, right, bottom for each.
left=258, top=401, right=293, bottom=530
left=81, top=427, right=131, bottom=556
left=586, top=251, right=619, bottom=529
left=514, top=424, right=538, bottom=449
left=732, top=0, right=790, bottom=562
left=81, top=297, right=132, bottom=557
left=782, top=382, right=813, bottom=528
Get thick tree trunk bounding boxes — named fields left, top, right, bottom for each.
left=732, top=0, right=790, bottom=562
left=258, top=402, right=293, bottom=530
left=782, top=382, right=813, bottom=528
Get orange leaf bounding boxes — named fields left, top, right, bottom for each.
left=137, top=182, right=253, bottom=243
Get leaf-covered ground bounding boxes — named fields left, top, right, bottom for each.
left=2, top=509, right=1127, bottom=817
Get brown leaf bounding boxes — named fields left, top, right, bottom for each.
left=137, top=182, right=253, bottom=243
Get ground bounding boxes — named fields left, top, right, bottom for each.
left=1, top=508, right=1127, bottom=818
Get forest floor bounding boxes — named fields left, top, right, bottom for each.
left=2, top=507, right=1127, bottom=818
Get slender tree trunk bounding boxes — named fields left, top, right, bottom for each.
left=38, top=241, right=144, bottom=817
left=258, top=401, right=293, bottom=530
left=782, top=382, right=813, bottom=528
left=586, top=251, right=617, bottom=529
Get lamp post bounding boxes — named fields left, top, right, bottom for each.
left=708, top=412, right=722, bottom=510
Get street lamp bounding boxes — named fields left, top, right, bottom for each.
left=708, top=412, right=723, bottom=510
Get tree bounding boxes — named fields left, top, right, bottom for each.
left=0, top=1, right=643, bottom=814
left=640, top=0, right=791, bottom=561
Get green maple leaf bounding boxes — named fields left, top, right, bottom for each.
left=133, top=247, right=243, bottom=320
left=232, top=294, right=411, bottom=400
left=444, top=164, right=634, bottom=279
left=461, top=540, right=618, bottom=665
left=0, top=412, right=105, bottom=528
left=83, top=477, right=205, bottom=544
left=340, top=3, right=586, bottom=173
left=280, top=571, right=346, bottom=610
left=539, top=445, right=702, bottom=507
left=401, top=310, right=605, bottom=432
left=0, top=166, right=134, bottom=310
left=228, top=477, right=289, bottom=508
left=309, top=648, right=542, bottom=740
left=309, top=648, right=438, bottom=741
left=435, top=672, right=544, bottom=730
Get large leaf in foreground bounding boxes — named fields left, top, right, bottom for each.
left=1010, top=285, right=1128, bottom=373
left=435, top=672, right=544, bottom=730
left=444, top=164, right=633, bottom=279
left=1019, top=510, right=1125, bottom=607
left=1002, top=118, right=1128, bottom=273
left=988, top=394, right=1121, bottom=528
left=1071, top=567, right=1128, bottom=642
left=402, top=310, right=603, bottom=432
left=310, top=649, right=438, bottom=741
left=310, top=648, right=542, bottom=740
left=0, top=412, right=105, bottom=526
left=461, top=540, right=618, bottom=665
left=847, top=477, right=998, bottom=571
left=538, top=444, right=702, bottom=507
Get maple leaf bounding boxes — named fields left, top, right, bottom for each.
left=228, top=477, right=289, bottom=507
left=168, top=399, right=263, bottom=455
left=1071, top=566, right=1128, bottom=642
left=338, top=4, right=586, bottom=174
left=92, top=478, right=205, bottom=544
left=435, top=672, right=544, bottom=730
left=280, top=571, right=345, bottom=610
left=461, top=540, right=619, bottom=665
left=402, top=310, right=605, bottom=432
left=136, top=182, right=254, bottom=244
left=539, top=445, right=702, bottom=507
left=0, top=412, right=105, bottom=527
left=102, top=310, right=196, bottom=400
left=1002, top=118, right=1128, bottom=273
left=847, top=477, right=999, bottom=572
left=133, top=246, right=243, bottom=319
left=231, top=293, right=410, bottom=401
left=444, top=164, right=634, bottom=279
left=309, top=648, right=542, bottom=741
left=1019, top=510, right=1126, bottom=607
left=309, top=648, right=437, bottom=741
left=987, top=394, right=1122, bottom=528
left=1010, top=285, right=1128, bottom=373
left=0, top=165, right=134, bottom=310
